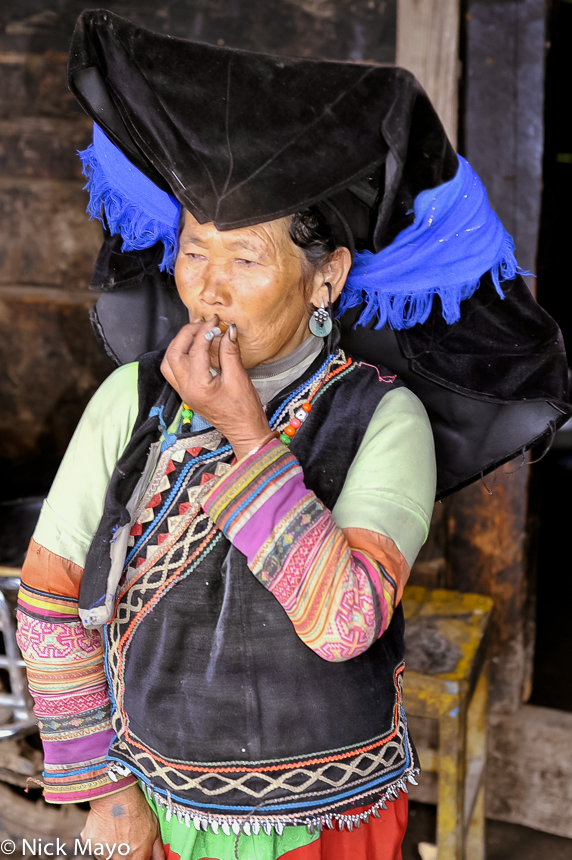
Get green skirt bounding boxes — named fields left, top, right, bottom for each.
left=145, top=789, right=318, bottom=860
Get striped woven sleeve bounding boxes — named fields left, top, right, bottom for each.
left=16, top=539, right=137, bottom=803
left=202, top=439, right=410, bottom=662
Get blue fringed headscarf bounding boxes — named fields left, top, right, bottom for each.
left=79, top=128, right=527, bottom=328
left=79, top=124, right=180, bottom=272
left=337, top=155, right=529, bottom=329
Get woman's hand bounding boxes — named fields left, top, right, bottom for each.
left=161, top=317, right=272, bottom=459
left=80, top=783, right=165, bottom=860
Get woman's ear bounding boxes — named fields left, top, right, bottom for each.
left=308, top=247, right=353, bottom=308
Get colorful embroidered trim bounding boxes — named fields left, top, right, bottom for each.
left=17, top=583, right=78, bottom=623
left=42, top=759, right=135, bottom=804
left=204, top=440, right=302, bottom=538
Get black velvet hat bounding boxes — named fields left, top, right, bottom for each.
left=68, top=9, right=571, bottom=497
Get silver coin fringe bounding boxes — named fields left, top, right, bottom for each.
left=108, top=763, right=419, bottom=835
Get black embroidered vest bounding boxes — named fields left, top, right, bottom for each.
left=80, top=348, right=419, bottom=830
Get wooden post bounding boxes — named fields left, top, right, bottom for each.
left=396, top=0, right=460, bottom=146
left=446, top=464, right=532, bottom=714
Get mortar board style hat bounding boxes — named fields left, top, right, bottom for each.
left=68, top=9, right=571, bottom=497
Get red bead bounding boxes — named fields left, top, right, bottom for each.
left=284, top=425, right=296, bottom=437
left=302, top=402, right=312, bottom=412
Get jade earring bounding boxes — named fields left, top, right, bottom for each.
left=309, top=298, right=333, bottom=337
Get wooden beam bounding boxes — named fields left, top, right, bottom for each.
left=396, top=0, right=460, bottom=146
left=487, top=704, right=572, bottom=838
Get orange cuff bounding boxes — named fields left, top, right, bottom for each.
left=21, top=539, right=83, bottom=600
left=342, top=527, right=410, bottom=605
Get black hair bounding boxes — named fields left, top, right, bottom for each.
left=289, top=207, right=338, bottom=270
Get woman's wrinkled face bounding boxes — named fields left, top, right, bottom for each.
left=175, top=210, right=311, bottom=369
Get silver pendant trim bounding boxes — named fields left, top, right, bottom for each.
left=120, top=767, right=420, bottom=836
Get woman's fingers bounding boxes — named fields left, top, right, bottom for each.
left=164, top=320, right=200, bottom=364
left=162, top=317, right=217, bottom=391
left=159, top=354, right=177, bottom=389
left=187, top=316, right=217, bottom=378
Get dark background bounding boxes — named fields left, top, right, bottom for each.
left=0, top=0, right=396, bottom=61
left=529, top=0, right=572, bottom=713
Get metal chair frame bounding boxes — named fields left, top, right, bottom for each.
left=0, top=569, right=37, bottom=739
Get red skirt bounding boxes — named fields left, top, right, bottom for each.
left=282, top=797, right=408, bottom=860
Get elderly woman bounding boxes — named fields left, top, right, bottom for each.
left=15, top=9, right=571, bottom=860
left=18, top=206, right=435, bottom=858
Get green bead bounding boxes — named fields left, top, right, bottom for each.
left=182, top=408, right=193, bottom=419
left=279, top=433, right=291, bottom=445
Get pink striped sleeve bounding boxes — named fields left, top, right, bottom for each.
left=16, top=542, right=136, bottom=803
left=203, top=440, right=409, bottom=661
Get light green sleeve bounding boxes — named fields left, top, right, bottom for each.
left=33, top=362, right=140, bottom=568
left=332, top=387, right=436, bottom=568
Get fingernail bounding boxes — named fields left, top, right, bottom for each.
left=229, top=324, right=237, bottom=343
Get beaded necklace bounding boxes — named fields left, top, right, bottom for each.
left=176, top=349, right=353, bottom=444
left=181, top=403, right=194, bottom=431
left=273, top=351, right=353, bottom=444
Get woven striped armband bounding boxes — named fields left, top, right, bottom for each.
left=202, top=439, right=304, bottom=548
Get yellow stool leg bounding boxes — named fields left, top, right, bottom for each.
left=464, top=666, right=489, bottom=860
left=465, top=783, right=485, bottom=860
left=437, top=698, right=466, bottom=860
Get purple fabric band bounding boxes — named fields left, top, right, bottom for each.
left=42, top=728, right=115, bottom=765
left=233, top=473, right=309, bottom=563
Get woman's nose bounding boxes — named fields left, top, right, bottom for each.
left=199, top=267, right=231, bottom=307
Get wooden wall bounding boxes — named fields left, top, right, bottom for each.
left=0, top=60, right=105, bottom=461
left=451, top=0, right=546, bottom=714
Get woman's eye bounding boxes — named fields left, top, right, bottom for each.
left=186, top=252, right=207, bottom=261
left=236, top=258, right=257, bottom=266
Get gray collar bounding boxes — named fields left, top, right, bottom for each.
left=248, top=334, right=323, bottom=380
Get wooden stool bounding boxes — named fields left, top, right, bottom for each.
left=402, top=586, right=494, bottom=860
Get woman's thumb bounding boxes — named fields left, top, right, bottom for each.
left=219, top=325, right=242, bottom=372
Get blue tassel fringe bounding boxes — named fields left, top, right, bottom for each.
left=336, top=233, right=529, bottom=331
left=79, top=143, right=179, bottom=273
